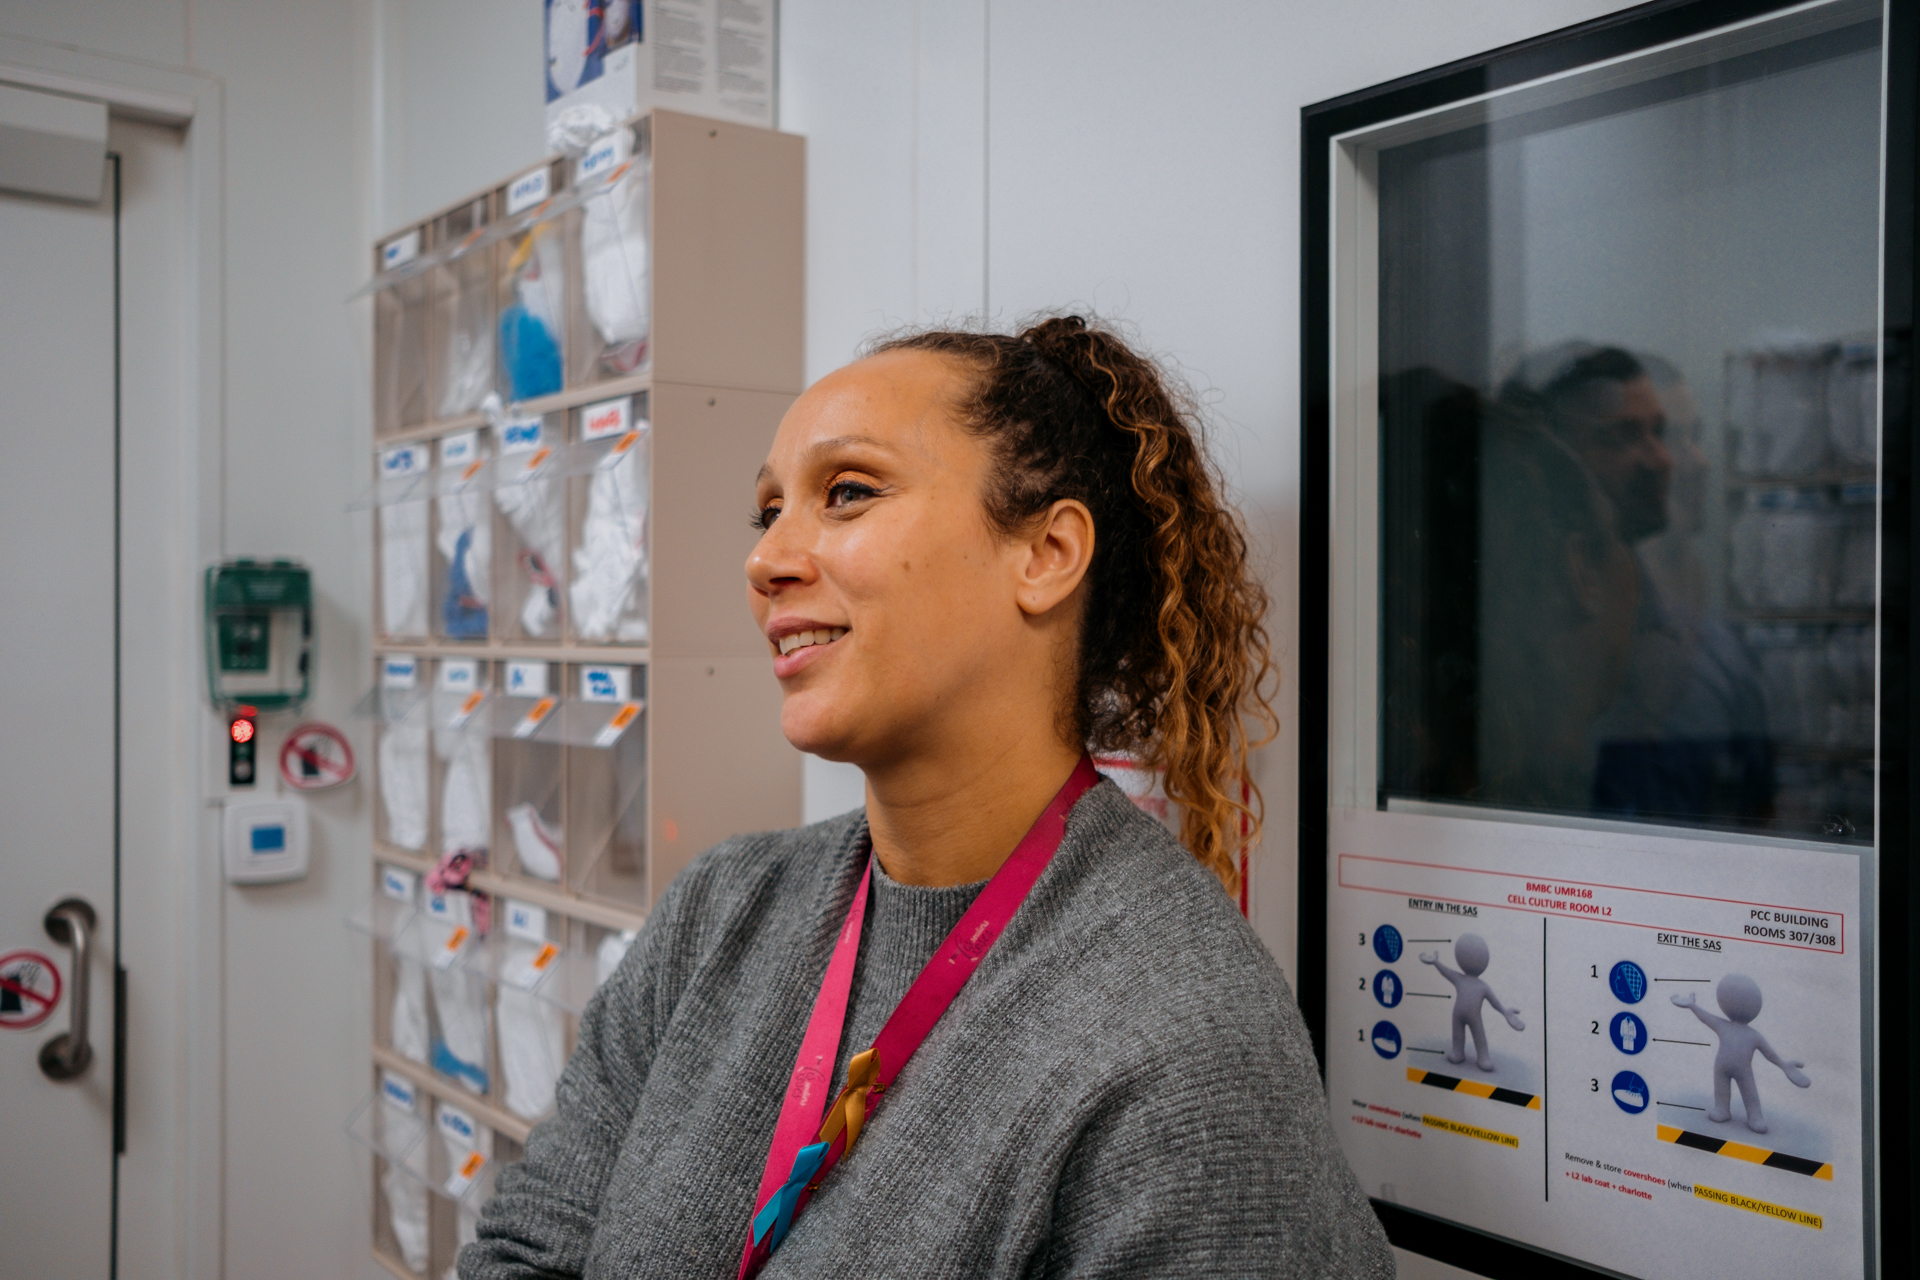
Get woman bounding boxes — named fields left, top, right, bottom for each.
left=464, top=316, right=1392, bottom=1278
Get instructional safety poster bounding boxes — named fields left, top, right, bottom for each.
left=1325, top=808, right=1868, bottom=1278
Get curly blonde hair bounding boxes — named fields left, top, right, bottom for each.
left=872, top=315, right=1277, bottom=894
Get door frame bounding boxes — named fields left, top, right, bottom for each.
left=0, top=34, right=225, bottom=1279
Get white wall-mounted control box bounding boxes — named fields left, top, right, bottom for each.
left=222, top=793, right=311, bottom=884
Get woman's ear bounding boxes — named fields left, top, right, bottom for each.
left=1014, top=498, right=1095, bottom=617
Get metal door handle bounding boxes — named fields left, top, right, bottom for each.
left=39, top=898, right=97, bottom=1081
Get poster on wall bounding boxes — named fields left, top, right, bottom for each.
left=1325, top=810, right=1866, bottom=1278
left=544, top=0, right=776, bottom=131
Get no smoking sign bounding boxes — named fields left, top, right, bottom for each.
left=0, top=950, right=62, bottom=1030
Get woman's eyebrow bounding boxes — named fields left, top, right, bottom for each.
left=756, top=435, right=899, bottom=485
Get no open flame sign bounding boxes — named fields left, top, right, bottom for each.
left=0, top=950, right=62, bottom=1030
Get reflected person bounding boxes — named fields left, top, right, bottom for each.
left=1478, top=410, right=1640, bottom=811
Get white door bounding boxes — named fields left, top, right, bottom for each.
left=0, top=132, right=122, bottom=1277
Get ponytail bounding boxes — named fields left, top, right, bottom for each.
left=872, top=316, right=1276, bottom=894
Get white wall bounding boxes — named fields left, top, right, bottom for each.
left=0, top=3, right=387, bottom=1277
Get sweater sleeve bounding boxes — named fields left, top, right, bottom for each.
left=1031, top=1007, right=1395, bottom=1280
left=457, top=899, right=678, bottom=1279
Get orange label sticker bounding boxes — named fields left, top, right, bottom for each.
left=524, top=446, right=551, bottom=473
left=611, top=430, right=640, bottom=455
left=461, top=459, right=485, bottom=482
left=513, top=696, right=557, bottom=739
left=531, top=942, right=559, bottom=973
left=593, top=701, right=643, bottom=747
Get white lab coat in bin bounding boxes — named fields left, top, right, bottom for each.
left=438, top=1115, right=492, bottom=1280
left=495, top=473, right=566, bottom=638
left=581, top=158, right=649, bottom=372
left=378, top=720, right=430, bottom=851
left=497, top=953, right=567, bottom=1120
left=437, top=732, right=491, bottom=856
left=570, top=442, right=649, bottom=642
left=391, top=957, right=431, bottom=1062
left=381, top=499, right=429, bottom=637
left=436, top=482, right=493, bottom=640
left=384, top=1160, right=429, bottom=1272
left=506, top=802, right=563, bottom=882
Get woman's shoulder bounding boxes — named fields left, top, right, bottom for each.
left=1021, top=779, right=1300, bottom=1038
left=650, top=808, right=869, bottom=930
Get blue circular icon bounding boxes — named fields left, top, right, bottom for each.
left=1371, top=1020, right=1402, bottom=1059
left=1610, top=1070, right=1650, bottom=1114
left=1373, top=970, right=1403, bottom=1008
left=1373, top=925, right=1403, bottom=964
left=1609, top=960, right=1648, bottom=1004
left=1609, top=1011, right=1647, bottom=1055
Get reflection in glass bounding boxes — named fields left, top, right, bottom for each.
left=1377, top=11, right=1881, bottom=842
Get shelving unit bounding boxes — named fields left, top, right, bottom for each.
left=352, top=109, right=804, bottom=1279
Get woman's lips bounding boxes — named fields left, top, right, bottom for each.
left=769, top=626, right=848, bottom=679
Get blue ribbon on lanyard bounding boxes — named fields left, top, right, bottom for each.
left=751, top=1141, right=830, bottom=1253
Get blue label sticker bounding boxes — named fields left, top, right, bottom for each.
left=1372, top=925, right=1403, bottom=964
left=1611, top=1070, right=1650, bottom=1114
left=1609, top=960, right=1648, bottom=1004
left=1373, top=970, right=1403, bottom=1008
left=1610, top=1011, right=1647, bottom=1055
left=1370, top=1020, right=1402, bottom=1059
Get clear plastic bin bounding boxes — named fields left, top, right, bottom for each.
left=563, top=662, right=648, bottom=910
left=491, top=414, right=568, bottom=642
left=1728, top=346, right=1832, bottom=478
left=376, top=265, right=430, bottom=435
left=566, top=397, right=650, bottom=644
left=497, top=162, right=571, bottom=405
left=360, top=656, right=433, bottom=851
left=1728, top=488, right=1842, bottom=611
left=373, top=1151, right=433, bottom=1276
left=491, top=660, right=565, bottom=886
left=430, top=198, right=496, bottom=420
left=568, top=123, right=651, bottom=385
left=376, top=445, right=433, bottom=641
left=433, top=431, right=494, bottom=642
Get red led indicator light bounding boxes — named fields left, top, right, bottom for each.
left=230, top=718, right=256, bottom=744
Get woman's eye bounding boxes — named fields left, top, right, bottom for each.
left=826, top=480, right=879, bottom=509
left=750, top=503, right=781, bottom=532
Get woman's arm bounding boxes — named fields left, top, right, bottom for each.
left=1030, top=1010, right=1394, bottom=1279
left=458, top=917, right=670, bottom=1279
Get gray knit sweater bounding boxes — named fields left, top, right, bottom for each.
left=461, top=780, right=1392, bottom=1278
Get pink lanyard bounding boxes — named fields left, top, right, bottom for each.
left=738, top=755, right=1099, bottom=1278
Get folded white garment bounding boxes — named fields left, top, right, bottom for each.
left=391, top=957, right=431, bottom=1063
left=498, top=955, right=567, bottom=1120
left=429, top=963, right=491, bottom=1095
left=438, top=731, right=492, bottom=856
left=581, top=157, right=650, bottom=371
left=381, top=499, right=430, bottom=637
left=495, top=472, right=565, bottom=637
left=378, top=720, right=430, bottom=851
left=570, top=443, right=649, bottom=642
left=384, top=1159, right=429, bottom=1272
left=506, top=802, right=563, bottom=882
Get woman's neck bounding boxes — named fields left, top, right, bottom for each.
left=862, top=733, right=1083, bottom=887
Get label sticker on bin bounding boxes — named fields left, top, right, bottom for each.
left=439, top=660, right=478, bottom=693
left=578, top=130, right=632, bottom=182
left=380, top=1071, right=417, bottom=1112
left=381, top=444, right=425, bottom=476
left=513, top=697, right=558, bottom=739
left=593, top=702, right=643, bottom=748
left=381, top=230, right=420, bottom=270
left=437, top=1102, right=479, bottom=1148
left=506, top=662, right=549, bottom=698
left=504, top=900, right=547, bottom=942
left=380, top=865, right=418, bottom=903
left=506, top=165, right=551, bottom=215
left=508, top=940, right=561, bottom=990
left=582, top=665, right=631, bottom=703
left=382, top=656, right=418, bottom=689
left=500, top=419, right=543, bottom=455
left=440, top=431, right=479, bottom=470
left=446, top=1149, right=488, bottom=1197
left=581, top=397, right=630, bottom=441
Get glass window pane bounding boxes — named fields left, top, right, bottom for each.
left=1376, top=13, right=1882, bottom=843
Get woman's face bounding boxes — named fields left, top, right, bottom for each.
left=746, top=350, right=1072, bottom=765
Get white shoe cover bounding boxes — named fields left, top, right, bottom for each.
left=378, top=720, right=430, bottom=851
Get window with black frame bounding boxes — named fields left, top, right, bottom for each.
left=1377, top=13, right=1881, bottom=843
left=1301, top=3, right=1916, bottom=1278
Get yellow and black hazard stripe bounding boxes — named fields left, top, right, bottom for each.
left=1406, top=1068, right=1541, bottom=1110
left=1656, top=1124, right=1833, bottom=1180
